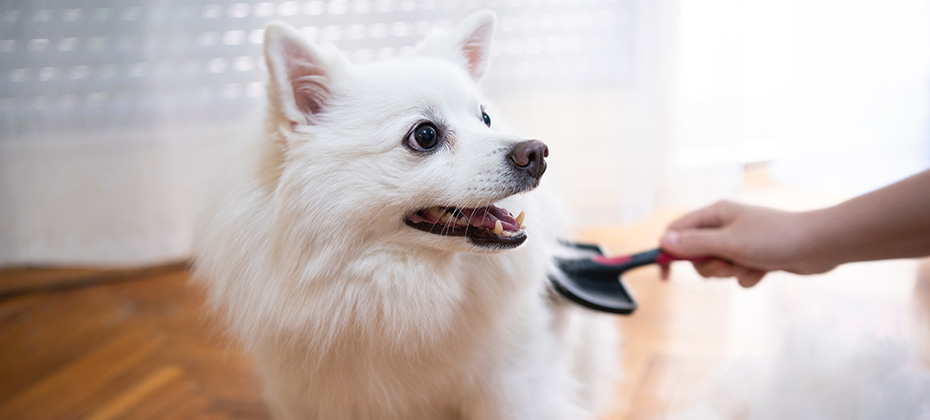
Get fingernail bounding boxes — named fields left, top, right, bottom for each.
left=661, top=231, right=679, bottom=246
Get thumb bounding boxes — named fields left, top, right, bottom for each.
left=660, top=229, right=730, bottom=259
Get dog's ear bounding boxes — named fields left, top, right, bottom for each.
left=263, top=22, right=337, bottom=126
left=420, top=10, right=496, bottom=81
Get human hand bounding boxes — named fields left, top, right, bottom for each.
left=659, top=201, right=840, bottom=288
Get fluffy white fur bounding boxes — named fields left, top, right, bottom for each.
left=194, top=11, right=617, bottom=420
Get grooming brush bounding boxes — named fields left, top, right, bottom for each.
left=550, top=243, right=712, bottom=315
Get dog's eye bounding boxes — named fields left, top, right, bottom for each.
left=482, top=111, right=491, bottom=127
left=409, top=123, right=440, bottom=151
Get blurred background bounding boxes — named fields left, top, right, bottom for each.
left=1, top=0, right=929, bottom=266
left=2, top=1, right=930, bottom=419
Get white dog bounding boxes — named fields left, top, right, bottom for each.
left=194, top=11, right=617, bottom=420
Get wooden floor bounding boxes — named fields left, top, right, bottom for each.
left=0, top=269, right=269, bottom=420
left=3, top=174, right=929, bottom=419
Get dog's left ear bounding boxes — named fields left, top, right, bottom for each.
left=420, top=10, right=496, bottom=81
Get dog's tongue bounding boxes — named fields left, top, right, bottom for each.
left=409, top=205, right=521, bottom=232
left=463, top=206, right=520, bottom=232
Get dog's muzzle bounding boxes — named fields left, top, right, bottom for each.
left=403, top=139, right=549, bottom=250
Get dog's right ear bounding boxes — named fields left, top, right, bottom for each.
left=263, top=23, right=335, bottom=127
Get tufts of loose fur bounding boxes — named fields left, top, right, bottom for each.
left=193, top=10, right=617, bottom=420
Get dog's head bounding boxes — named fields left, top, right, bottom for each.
left=263, top=11, right=547, bottom=253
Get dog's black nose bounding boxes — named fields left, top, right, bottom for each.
left=509, top=139, right=548, bottom=180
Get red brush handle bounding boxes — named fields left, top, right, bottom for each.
left=655, top=252, right=713, bottom=266
left=590, top=248, right=714, bottom=272
left=590, top=255, right=633, bottom=265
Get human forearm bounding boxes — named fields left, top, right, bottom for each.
left=805, top=169, right=930, bottom=265
left=660, top=169, right=930, bottom=287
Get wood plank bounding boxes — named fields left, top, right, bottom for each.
left=0, top=261, right=188, bottom=300
left=84, top=365, right=183, bottom=420
left=0, top=328, right=167, bottom=419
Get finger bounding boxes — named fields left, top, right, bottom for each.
left=661, top=229, right=731, bottom=259
left=666, top=200, right=736, bottom=231
left=737, top=270, right=766, bottom=288
left=693, top=260, right=734, bottom=278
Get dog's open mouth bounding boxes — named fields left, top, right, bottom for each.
left=405, top=205, right=527, bottom=248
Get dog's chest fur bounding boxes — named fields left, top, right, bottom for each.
left=198, top=198, right=558, bottom=417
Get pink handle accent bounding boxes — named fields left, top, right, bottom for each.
left=591, top=255, right=632, bottom=265
left=656, top=252, right=713, bottom=265
left=592, top=251, right=714, bottom=267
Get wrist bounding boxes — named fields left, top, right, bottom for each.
left=795, top=207, right=847, bottom=271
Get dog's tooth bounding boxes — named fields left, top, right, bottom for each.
left=428, top=207, right=444, bottom=219
left=441, top=212, right=454, bottom=224
left=492, top=220, right=503, bottom=235
left=456, top=217, right=468, bottom=226
left=516, top=211, right=525, bottom=226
